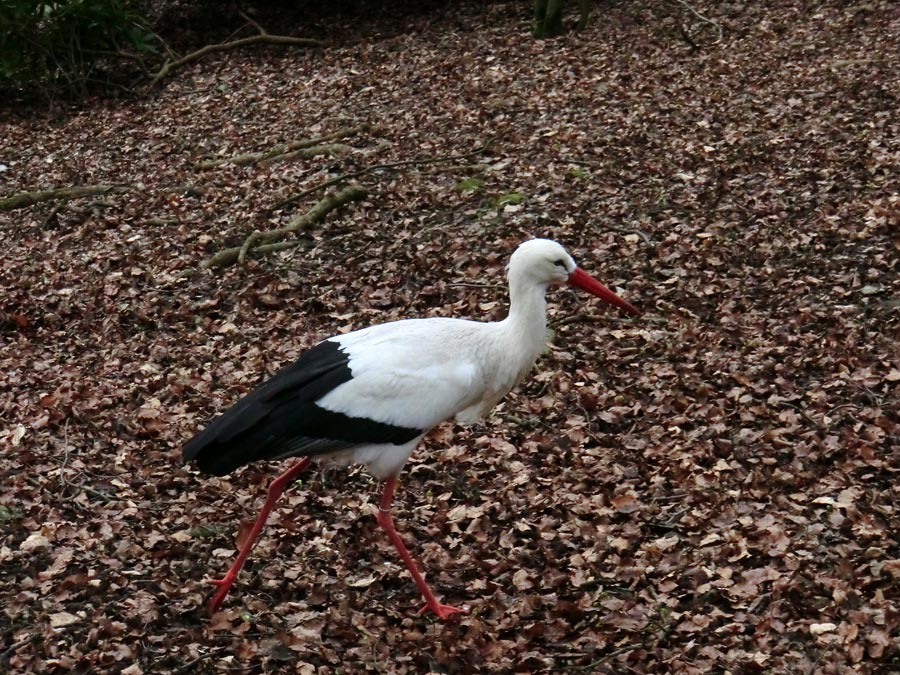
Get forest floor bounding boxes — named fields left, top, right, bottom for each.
left=1, top=1, right=899, bottom=673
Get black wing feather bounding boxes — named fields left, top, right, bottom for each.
left=182, top=339, right=421, bottom=476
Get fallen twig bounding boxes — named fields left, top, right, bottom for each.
left=237, top=231, right=261, bottom=265
left=271, top=137, right=494, bottom=212
left=160, top=647, right=228, bottom=675
left=671, top=0, right=723, bottom=46
left=648, top=506, right=690, bottom=531
left=679, top=22, right=700, bottom=50
left=202, top=184, right=367, bottom=269
left=196, top=124, right=370, bottom=169
left=551, top=311, right=622, bottom=329
left=43, top=202, right=66, bottom=227
left=235, top=7, right=266, bottom=36
left=197, top=144, right=347, bottom=170
left=561, top=158, right=600, bottom=167
left=448, top=282, right=505, bottom=290
left=239, top=238, right=315, bottom=260
left=146, top=33, right=323, bottom=91
left=567, top=642, right=642, bottom=670
left=778, top=401, right=823, bottom=430
left=0, top=635, right=33, bottom=662
left=261, top=143, right=351, bottom=167
left=0, top=185, right=129, bottom=211
left=607, top=227, right=654, bottom=248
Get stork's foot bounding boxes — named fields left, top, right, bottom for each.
left=417, top=602, right=467, bottom=621
left=207, top=574, right=238, bottom=614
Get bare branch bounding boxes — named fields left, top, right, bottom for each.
left=671, top=0, right=723, bottom=45
left=272, top=137, right=494, bottom=212
left=195, top=124, right=369, bottom=170
left=237, top=231, right=261, bottom=265
left=146, top=34, right=324, bottom=91
left=0, top=185, right=129, bottom=211
left=202, top=184, right=367, bottom=269
left=235, top=7, right=267, bottom=36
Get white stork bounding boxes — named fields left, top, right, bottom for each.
left=183, top=238, right=639, bottom=620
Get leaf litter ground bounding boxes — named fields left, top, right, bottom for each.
left=1, top=1, right=898, bottom=673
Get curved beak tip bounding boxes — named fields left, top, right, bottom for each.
left=568, top=268, right=640, bottom=316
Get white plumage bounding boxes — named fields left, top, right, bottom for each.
left=317, top=240, right=580, bottom=465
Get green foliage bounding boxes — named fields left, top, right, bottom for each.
left=0, top=0, right=154, bottom=97
left=0, top=503, right=23, bottom=521
left=494, top=191, right=526, bottom=207
left=456, top=177, right=484, bottom=193
left=188, top=524, right=227, bottom=538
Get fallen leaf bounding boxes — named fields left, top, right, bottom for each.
left=50, top=612, right=81, bottom=629
left=810, top=622, right=837, bottom=635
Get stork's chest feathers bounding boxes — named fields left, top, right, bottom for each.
left=453, top=322, right=550, bottom=423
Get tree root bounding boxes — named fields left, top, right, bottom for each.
left=196, top=124, right=370, bottom=170
left=202, top=184, right=367, bottom=269
left=0, top=185, right=129, bottom=211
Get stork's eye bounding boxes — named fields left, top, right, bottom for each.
left=553, top=258, right=567, bottom=268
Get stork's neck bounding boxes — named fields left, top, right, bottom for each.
left=497, top=275, right=550, bottom=368
left=451, top=274, right=551, bottom=423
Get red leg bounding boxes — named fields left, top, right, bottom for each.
left=376, top=477, right=466, bottom=621
left=207, top=457, right=312, bottom=614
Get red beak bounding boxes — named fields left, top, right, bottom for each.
left=568, top=268, right=640, bottom=316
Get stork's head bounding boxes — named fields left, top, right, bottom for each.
left=508, top=238, right=640, bottom=316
